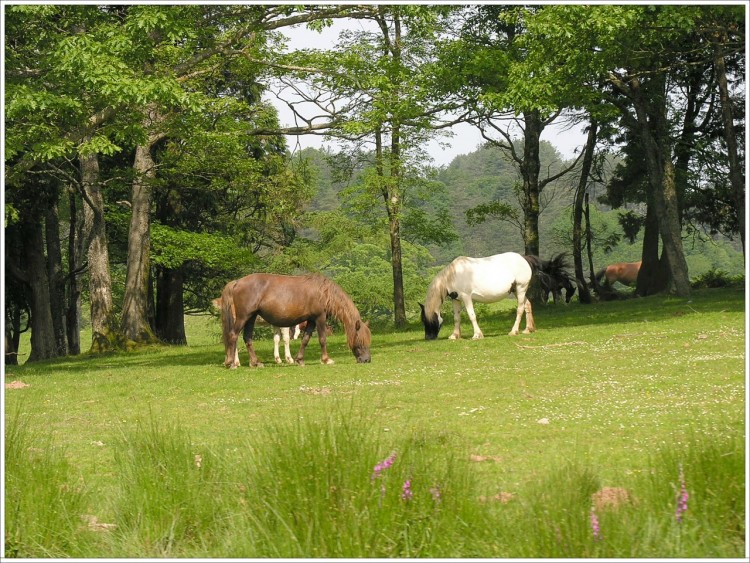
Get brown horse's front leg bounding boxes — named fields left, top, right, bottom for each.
left=316, top=317, right=334, bottom=364
left=294, top=322, right=316, bottom=366
left=242, top=317, right=263, bottom=368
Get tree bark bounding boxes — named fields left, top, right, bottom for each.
left=79, top=151, right=119, bottom=352
left=521, top=111, right=543, bottom=257
left=614, top=74, right=691, bottom=297
left=712, top=33, right=745, bottom=255
left=23, top=216, right=59, bottom=362
left=155, top=266, right=187, bottom=344
left=122, top=141, right=159, bottom=344
left=45, top=202, right=68, bottom=356
left=572, top=119, right=598, bottom=304
left=66, top=188, right=82, bottom=355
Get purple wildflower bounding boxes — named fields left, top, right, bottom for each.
left=401, top=478, right=413, bottom=501
left=371, top=451, right=397, bottom=481
left=590, top=508, right=601, bottom=541
left=675, top=465, right=689, bottom=523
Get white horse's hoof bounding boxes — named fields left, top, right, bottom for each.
left=508, top=330, right=519, bottom=336
left=472, top=333, right=484, bottom=340
left=321, top=358, right=335, bottom=365
left=448, top=334, right=460, bottom=340
left=285, top=358, right=294, bottom=365
left=274, top=358, right=282, bottom=364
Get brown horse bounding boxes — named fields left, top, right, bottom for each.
left=596, top=260, right=642, bottom=287
left=219, top=273, right=371, bottom=367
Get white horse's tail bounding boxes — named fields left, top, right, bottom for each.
left=523, top=255, right=552, bottom=290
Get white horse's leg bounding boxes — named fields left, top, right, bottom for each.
left=449, top=298, right=462, bottom=340
left=281, top=327, right=294, bottom=364
left=509, top=294, right=525, bottom=336
left=272, top=328, right=282, bottom=364
left=463, top=298, right=484, bottom=339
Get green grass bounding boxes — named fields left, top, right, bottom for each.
left=4, top=288, right=747, bottom=558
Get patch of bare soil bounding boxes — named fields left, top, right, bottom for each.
left=592, top=486, right=634, bottom=510
left=5, top=380, right=29, bottom=389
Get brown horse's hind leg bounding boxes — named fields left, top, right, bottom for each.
left=242, top=316, right=264, bottom=368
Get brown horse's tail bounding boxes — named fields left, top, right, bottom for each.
left=219, top=282, right=236, bottom=348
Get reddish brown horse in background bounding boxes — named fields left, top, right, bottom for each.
left=219, top=273, right=371, bottom=367
left=596, top=260, right=642, bottom=287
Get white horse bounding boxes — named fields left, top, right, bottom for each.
left=419, top=252, right=547, bottom=340
left=212, top=297, right=295, bottom=365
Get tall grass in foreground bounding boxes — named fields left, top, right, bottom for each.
left=4, top=408, right=95, bottom=558
left=4, top=407, right=745, bottom=558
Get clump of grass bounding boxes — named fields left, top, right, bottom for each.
left=4, top=407, right=95, bottom=558
left=108, top=417, right=230, bottom=557
left=225, top=405, right=486, bottom=558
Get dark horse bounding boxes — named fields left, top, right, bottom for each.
left=219, top=273, right=371, bottom=367
left=540, top=253, right=577, bottom=304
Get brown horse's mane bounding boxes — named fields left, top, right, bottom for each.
left=303, top=273, right=371, bottom=349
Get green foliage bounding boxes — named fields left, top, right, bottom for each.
left=150, top=225, right=254, bottom=271
left=690, top=269, right=745, bottom=290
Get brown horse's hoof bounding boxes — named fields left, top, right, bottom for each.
left=295, top=359, right=305, bottom=366
left=321, top=358, right=335, bottom=365
left=251, top=362, right=265, bottom=368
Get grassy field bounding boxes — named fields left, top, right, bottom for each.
left=4, top=287, right=747, bottom=558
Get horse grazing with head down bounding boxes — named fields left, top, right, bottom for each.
left=540, top=253, right=577, bottom=304
left=595, top=260, right=641, bottom=287
left=219, top=273, right=371, bottom=367
left=420, top=252, right=577, bottom=339
left=420, top=252, right=554, bottom=340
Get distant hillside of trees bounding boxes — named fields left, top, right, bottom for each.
left=299, top=143, right=744, bottom=279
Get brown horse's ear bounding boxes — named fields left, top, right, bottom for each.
left=364, top=320, right=370, bottom=327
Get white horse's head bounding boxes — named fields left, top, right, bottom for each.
left=419, top=302, right=443, bottom=340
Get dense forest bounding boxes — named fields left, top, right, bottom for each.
left=4, top=4, right=745, bottom=363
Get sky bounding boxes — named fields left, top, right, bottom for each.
left=266, top=18, right=588, bottom=167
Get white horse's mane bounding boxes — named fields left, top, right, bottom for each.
left=424, top=261, right=457, bottom=316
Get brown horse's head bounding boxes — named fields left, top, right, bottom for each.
left=350, top=319, right=371, bottom=363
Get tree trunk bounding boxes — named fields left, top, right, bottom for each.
left=80, top=151, right=119, bottom=352
left=389, top=125, right=407, bottom=328
left=155, top=266, right=187, bottom=344
left=122, top=142, right=159, bottom=344
left=629, top=76, right=691, bottom=297
left=635, top=194, right=668, bottom=296
left=23, top=216, right=59, bottom=362
left=66, top=188, right=82, bottom=356
left=45, top=202, right=67, bottom=356
left=521, top=110, right=543, bottom=257
left=712, top=34, right=745, bottom=255
left=572, top=119, right=598, bottom=304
